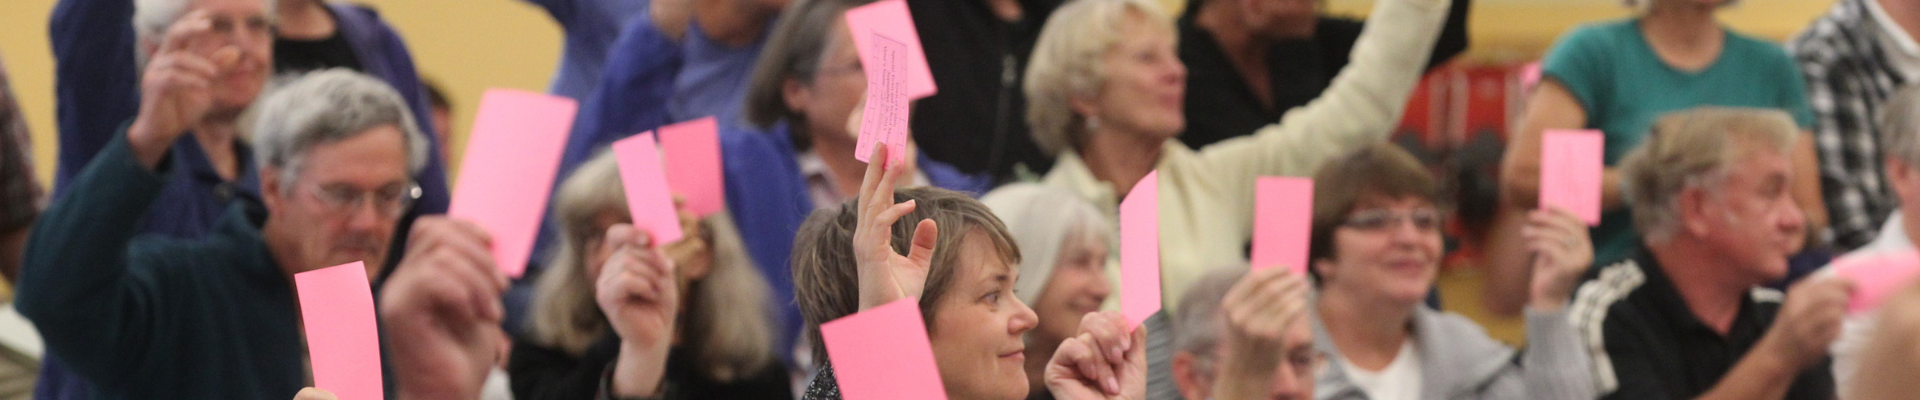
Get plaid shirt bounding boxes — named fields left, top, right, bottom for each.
left=0, top=56, right=41, bottom=233
left=1790, top=0, right=1908, bottom=251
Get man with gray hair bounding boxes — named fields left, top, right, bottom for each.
left=1570, top=106, right=1852, bottom=400
left=1821, top=84, right=1920, bottom=396
left=1161, top=266, right=1316, bottom=400
left=16, top=70, right=507, bottom=400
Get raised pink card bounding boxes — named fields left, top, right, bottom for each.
left=657, top=117, right=725, bottom=217
left=853, top=32, right=911, bottom=167
left=845, top=0, right=936, bottom=99
left=1252, top=177, right=1314, bottom=275
left=1541, top=130, right=1604, bottom=225
left=448, top=89, right=577, bottom=277
left=1120, top=171, right=1162, bottom=330
left=1830, top=251, right=1920, bottom=313
left=613, top=132, right=686, bottom=246
left=295, top=262, right=383, bottom=400
left=820, top=298, right=948, bottom=400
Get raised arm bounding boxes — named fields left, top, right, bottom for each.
left=49, top=0, right=142, bottom=193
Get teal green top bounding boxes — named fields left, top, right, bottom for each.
left=1541, top=19, right=1815, bottom=265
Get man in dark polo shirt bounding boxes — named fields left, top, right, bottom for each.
left=1570, top=107, right=1853, bottom=400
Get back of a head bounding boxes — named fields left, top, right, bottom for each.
left=250, top=69, right=430, bottom=191
left=980, top=183, right=1113, bottom=305
left=791, top=186, right=1020, bottom=366
left=1617, top=107, right=1797, bottom=244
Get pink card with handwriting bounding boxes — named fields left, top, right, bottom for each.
left=845, top=0, right=935, bottom=99
left=295, top=262, right=383, bottom=400
left=820, top=298, right=948, bottom=400
left=449, top=89, right=577, bottom=277
left=613, top=132, right=686, bottom=245
left=1831, top=251, right=1920, bottom=313
left=1252, top=177, right=1314, bottom=275
left=853, top=32, right=911, bottom=166
left=657, top=117, right=725, bottom=217
left=1120, top=171, right=1162, bottom=330
left=1541, top=130, right=1604, bottom=225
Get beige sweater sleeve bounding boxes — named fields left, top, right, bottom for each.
left=1187, top=0, right=1451, bottom=212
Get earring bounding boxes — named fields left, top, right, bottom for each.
left=1086, top=116, right=1102, bottom=132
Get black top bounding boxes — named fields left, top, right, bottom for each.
left=1175, top=0, right=1471, bottom=149
left=274, top=28, right=364, bottom=74
left=1576, top=249, right=1835, bottom=400
left=906, top=0, right=1063, bottom=182
left=508, top=334, right=792, bottom=400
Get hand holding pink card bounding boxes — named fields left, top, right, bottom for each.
left=820, top=298, right=948, bottom=400
left=1120, top=171, right=1162, bottom=331
left=845, top=0, right=935, bottom=99
left=295, top=262, right=383, bottom=400
left=1540, top=130, right=1604, bottom=225
left=1830, top=251, right=1920, bottom=313
left=448, top=89, right=578, bottom=277
left=657, top=117, right=725, bottom=217
left=613, top=132, right=686, bottom=246
left=1252, top=177, right=1314, bottom=275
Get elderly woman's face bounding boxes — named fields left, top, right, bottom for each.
left=1086, top=14, right=1186, bottom=142
left=153, top=0, right=275, bottom=117
left=265, top=125, right=413, bottom=278
left=1030, top=232, right=1110, bottom=346
left=790, top=19, right=868, bottom=147
left=931, top=231, right=1039, bottom=400
left=1316, top=197, right=1444, bottom=306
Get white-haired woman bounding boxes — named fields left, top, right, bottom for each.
left=981, top=183, right=1115, bottom=400
left=1499, top=0, right=1826, bottom=288
left=1023, top=0, right=1448, bottom=311
left=508, top=152, right=790, bottom=399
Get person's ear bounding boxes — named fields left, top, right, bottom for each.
left=1678, top=186, right=1713, bottom=238
left=261, top=167, right=285, bottom=213
left=1068, top=93, right=1102, bottom=128
left=1310, top=257, right=1336, bottom=284
left=782, top=77, right=812, bottom=116
left=1889, top=157, right=1920, bottom=205
left=1171, top=352, right=1211, bottom=400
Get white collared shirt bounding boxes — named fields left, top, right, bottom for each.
left=1866, top=0, right=1920, bottom=80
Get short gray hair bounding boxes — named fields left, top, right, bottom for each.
left=1618, top=107, right=1798, bottom=243
left=981, top=183, right=1114, bottom=306
left=1880, top=85, right=1920, bottom=168
left=133, top=0, right=278, bottom=65
left=1024, top=0, right=1172, bottom=157
left=250, top=69, right=429, bottom=193
left=1171, top=265, right=1250, bottom=376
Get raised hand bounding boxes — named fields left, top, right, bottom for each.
left=1215, top=268, right=1311, bottom=400
left=853, top=145, right=936, bottom=310
left=380, top=217, right=510, bottom=400
left=1046, top=311, right=1146, bottom=400
left=1522, top=207, right=1593, bottom=312
left=128, top=10, right=233, bottom=167
left=597, top=224, right=680, bottom=397
left=1764, top=275, right=1854, bottom=369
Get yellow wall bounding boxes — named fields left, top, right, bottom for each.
left=0, top=0, right=1840, bottom=189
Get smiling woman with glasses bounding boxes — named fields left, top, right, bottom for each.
left=1300, top=142, right=1597, bottom=400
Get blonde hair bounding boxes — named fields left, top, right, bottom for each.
left=1617, top=107, right=1798, bottom=244
left=1024, top=0, right=1173, bottom=156
left=527, top=151, right=777, bottom=381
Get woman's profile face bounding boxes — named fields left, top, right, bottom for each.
left=930, top=230, right=1039, bottom=400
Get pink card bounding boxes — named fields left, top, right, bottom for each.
left=295, top=262, right=383, bottom=400
left=1252, top=177, right=1314, bottom=275
left=1119, top=171, right=1162, bottom=330
left=613, top=132, right=686, bottom=246
left=845, top=0, right=936, bottom=99
left=1540, top=130, right=1604, bottom=226
left=853, top=32, right=911, bottom=167
left=448, top=89, right=577, bottom=277
left=657, top=117, right=726, bottom=217
left=1830, top=251, right=1920, bottom=313
left=820, top=298, right=948, bottom=400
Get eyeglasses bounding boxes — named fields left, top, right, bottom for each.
left=1341, top=208, right=1442, bottom=232
left=305, top=182, right=421, bottom=218
left=1194, top=347, right=1328, bottom=382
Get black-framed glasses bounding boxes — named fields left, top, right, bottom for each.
left=305, top=182, right=421, bottom=218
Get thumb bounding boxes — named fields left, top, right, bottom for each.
left=908, top=219, right=939, bottom=267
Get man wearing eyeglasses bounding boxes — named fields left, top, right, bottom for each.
left=16, top=69, right=507, bottom=400
left=1162, top=267, right=1319, bottom=400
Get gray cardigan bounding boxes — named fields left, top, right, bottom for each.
left=1311, top=307, right=1595, bottom=400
